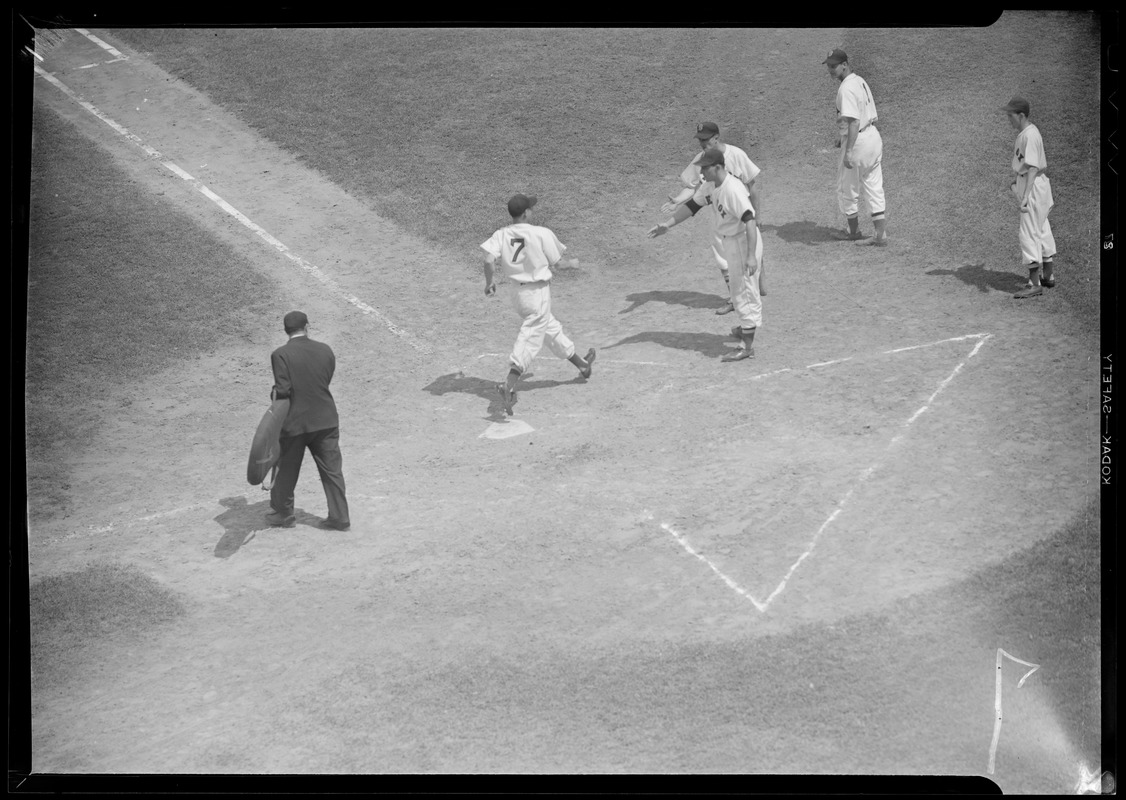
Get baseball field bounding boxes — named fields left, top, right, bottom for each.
left=20, top=15, right=1107, bottom=789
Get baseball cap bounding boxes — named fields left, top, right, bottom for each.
left=1003, top=96, right=1031, bottom=115
left=823, top=48, right=848, bottom=66
left=507, top=193, right=537, bottom=217
left=283, top=310, right=309, bottom=332
left=697, top=148, right=725, bottom=169
left=695, top=121, right=720, bottom=140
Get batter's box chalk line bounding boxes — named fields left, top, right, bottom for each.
left=652, top=332, right=992, bottom=613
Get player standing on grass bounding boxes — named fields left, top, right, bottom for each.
left=648, top=148, right=763, bottom=362
left=482, top=194, right=596, bottom=415
left=1004, top=96, right=1057, bottom=299
left=824, top=49, right=888, bottom=246
left=660, top=122, right=767, bottom=305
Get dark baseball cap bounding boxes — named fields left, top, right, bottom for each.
left=823, top=48, right=848, bottom=66
left=697, top=148, right=725, bottom=169
left=695, top=121, right=720, bottom=140
left=283, top=310, right=309, bottom=332
left=507, top=193, right=537, bottom=217
left=1003, top=96, right=1031, bottom=115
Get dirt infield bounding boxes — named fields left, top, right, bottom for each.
left=23, top=20, right=1102, bottom=787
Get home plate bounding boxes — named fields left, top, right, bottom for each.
left=480, top=419, right=535, bottom=439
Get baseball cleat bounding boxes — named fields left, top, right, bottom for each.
left=1040, top=276, right=1056, bottom=288
left=832, top=230, right=868, bottom=241
left=1013, top=285, right=1043, bottom=299
left=579, top=348, right=597, bottom=379
left=855, top=237, right=888, bottom=247
left=265, top=510, right=296, bottom=528
left=317, top=518, right=351, bottom=531
left=721, top=346, right=756, bottom=362
left=496, top=383, right=516, bottom=415
left=715, top=299, right=735, bottom=315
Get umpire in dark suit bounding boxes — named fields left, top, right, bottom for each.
left=265, top=311, right=351, bottom=530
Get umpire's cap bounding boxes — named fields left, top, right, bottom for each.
left=1003, top=96, right=1031, bottom=116
left=283, top=310, right=309, bottom=333
left=823, top=48, right=848, bottom=66
left=507, top=193, right=537, bottom=217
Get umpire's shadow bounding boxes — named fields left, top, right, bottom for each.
left=212, top=495, right=315, bottom=558
left=423, top=371, right=586, bottom=421
left=619, top=289, right=728, bottom=314
left=603, top=330, right=735, bottom=359
left=925, top=262, right=1029, bottom=293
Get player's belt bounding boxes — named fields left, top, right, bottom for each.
left=859, top=122, right=878, bottom=133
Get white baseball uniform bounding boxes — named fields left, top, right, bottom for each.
left=481, top=222, right=577, bottom=374
left=1011, top=123, right=1056, bottom=264
left=836, top=72, right=885, bottom=220
left=680, top=143, right=761, bottom=271
left=690, top=174, right=763, bottom=329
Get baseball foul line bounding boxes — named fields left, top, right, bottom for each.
left=74, top=28, right=126, bottom=59
left=663, top=333, right=993, bottom=613
left=34, top=64, right=431, bottom=355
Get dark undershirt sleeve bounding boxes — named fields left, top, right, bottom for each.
left=685, top=199, right=703, bottom=215
left=740, top=209, right=755, bottom=223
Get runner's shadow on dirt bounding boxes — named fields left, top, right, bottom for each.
left=770, top=220, right=847, bottom=245
left=925, top=262, right=1028, bottom=293
left=212, top=496, right=317, bottom=558
left=423, top=371, right=586, bottom=421
left=603, top=330, right=735, bottom=359
left=619, top=290, right=728, bottom=314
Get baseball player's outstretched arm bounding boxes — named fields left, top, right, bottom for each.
left=648, top=202, right=695, bottom=237
left=661, top=186, right=696, bottom=214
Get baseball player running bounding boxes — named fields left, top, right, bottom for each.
left=482, top=193, right=596, bottom=415
left=661, top=122, right=766, bottom=306
left=1004, top=96, right=1057, bottom=299
left=648, top=148, right=763, bottom=362
left=824, top=49, right=888, bottom=246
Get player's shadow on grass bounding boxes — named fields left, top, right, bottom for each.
left=603, top=330, right=735, bottom=359
left=212, top=495, right=318, bottom=558
left=619, top=290, right=727, bottom=314
left=423, top=371, right=586, bottom=420
left=925, top=262, right=1028, bottom=293
left=769, top=220, right=846, bottom=245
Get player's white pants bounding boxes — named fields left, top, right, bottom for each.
left=710, top=234, right=730, bottom=273
left=719, top=230, right=764, bottom=329
left=1016, top=174, right=1056, bottom=264
left=508, top=280, right=575, bottom=374
left=837, top=127, right=885, bottom=218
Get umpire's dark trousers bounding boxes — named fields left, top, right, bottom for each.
left=270, top=427, right=350, bottom=524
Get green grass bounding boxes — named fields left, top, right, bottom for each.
left=26, top=101, right=283, bottom=517
left=30, top=562, right=186, bottom=689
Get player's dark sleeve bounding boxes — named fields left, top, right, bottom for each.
left=685, top=199, right=704, bottom=215
left=741, top=209, right=755, bottom=223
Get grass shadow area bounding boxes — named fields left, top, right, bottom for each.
left=30, top=562, right=187, bottom=690
left=27, top=102, right=284, bottom=520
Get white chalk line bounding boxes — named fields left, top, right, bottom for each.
left=34, top=64, right=431, bottom=355
left=75, top=28, right=126, bottom=59
left=660, top=521, right=767, bottom=612
left=662, top=334, right=992, bottom=613
left=987, top=648, right=1041, bottom=774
